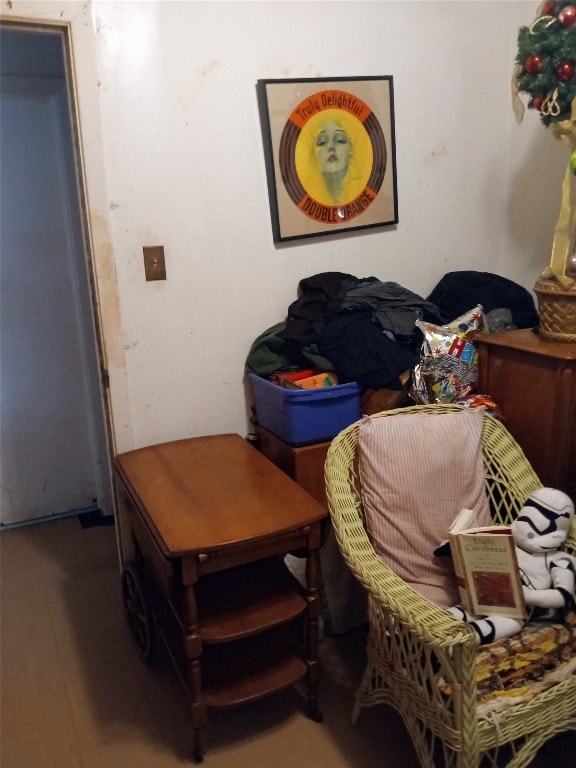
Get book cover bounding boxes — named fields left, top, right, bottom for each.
left=448, top=508, right=527, bottom=619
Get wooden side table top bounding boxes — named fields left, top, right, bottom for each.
left=474, top=328, right=576, bottom=361
left=114, top=433, right=327, bottom=558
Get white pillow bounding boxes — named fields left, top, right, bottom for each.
left=358, top=407, right=492, bottom=609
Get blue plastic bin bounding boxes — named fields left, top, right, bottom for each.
left=248, top=373, right=361, bottom=446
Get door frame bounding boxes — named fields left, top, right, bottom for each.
left=1, top=65, right=110, bottom=524
left=1, top=4, right=133, bottom=522
left=1, top=2, right=133, bottom=454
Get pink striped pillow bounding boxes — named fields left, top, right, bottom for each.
left=358, top=407, right=491, bottom=609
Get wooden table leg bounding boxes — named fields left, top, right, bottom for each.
left=182, top=579, right=207, bottom=762
left=305, top=526, right=323, bottom=723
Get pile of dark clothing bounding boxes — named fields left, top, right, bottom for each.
left=245, top=270, right=539, bottom=392
left=246, top=272, right=443, bottom=390
left=427, top=270, right=539, bottom=332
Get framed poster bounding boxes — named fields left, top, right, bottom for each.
left=257, top=76, right=398, bottom=243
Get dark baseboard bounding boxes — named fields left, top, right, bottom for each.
left=77, top=509, right=115, bottom=528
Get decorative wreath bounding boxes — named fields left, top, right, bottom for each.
left=514, top=2, right=576, bottom=287
left=515, top=1, right=576, bottom=126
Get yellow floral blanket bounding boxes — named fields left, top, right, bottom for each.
left=438, top=612, right=576, bottom=715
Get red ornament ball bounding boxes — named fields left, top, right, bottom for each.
left=558, top=5, right=576, bottom=27
left=541, top=1, right=557, bottom=15
left=556, top=60, right=575, bottom=82
left=530, top=96, right=545, bottom=111
left=525, top=54, right=544, bottom=74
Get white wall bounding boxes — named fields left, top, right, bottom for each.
left=2, top=1, right=568, bottom=452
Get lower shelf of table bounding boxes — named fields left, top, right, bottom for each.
left=156, top=615, right=309, bottom=707
left=195, top=556, right=307, bottom=642
left=144, top=557, right=312, bottom=710
left=201, top=625, right=308, bottom=708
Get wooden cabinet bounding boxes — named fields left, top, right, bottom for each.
left=476, top=329, right=576, bottom=503
left=254, top=426, right=331, bottom=505
left=114, top=434, right=326, bottom=762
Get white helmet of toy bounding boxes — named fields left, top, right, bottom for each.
left=511, top=487, right=575, bottom=554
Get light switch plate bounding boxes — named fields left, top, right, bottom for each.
left=143, top=246, right=166, bottom=281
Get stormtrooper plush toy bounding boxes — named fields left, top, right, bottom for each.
left=448, top=487, right=576, bottom=645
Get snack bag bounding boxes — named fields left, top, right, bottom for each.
left=411, top=305, right=486, bottom=404
left=456, top=393, right=503, bottom=421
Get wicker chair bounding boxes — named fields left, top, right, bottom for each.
left=324, top=404, right=576, bottom=768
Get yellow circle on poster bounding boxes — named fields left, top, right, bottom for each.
left=295, top=109, right=373, bottom=207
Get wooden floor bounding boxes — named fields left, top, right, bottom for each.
left=0, top=516, right=574, bottom=768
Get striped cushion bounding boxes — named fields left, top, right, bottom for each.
left=358, top=407, right=491, bottom=608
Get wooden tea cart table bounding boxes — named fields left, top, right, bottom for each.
left=113, top=433, right=326, bottom=762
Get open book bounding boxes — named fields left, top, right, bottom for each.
left=448, top=507, right=527, bottom=619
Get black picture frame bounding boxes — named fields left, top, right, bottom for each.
left=257, top=76, right=398, bottom=243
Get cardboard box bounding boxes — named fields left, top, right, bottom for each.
left=269, top=369, right=315, bottom=389
left=294, top=372, right=339, bottom=389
